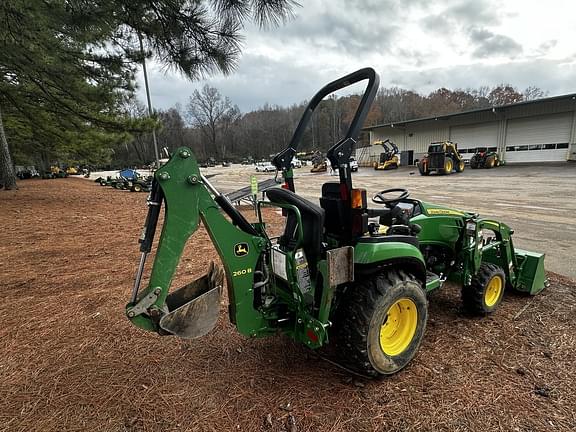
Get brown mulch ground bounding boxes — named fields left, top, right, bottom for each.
left=1, top=178, right=575, bottom=432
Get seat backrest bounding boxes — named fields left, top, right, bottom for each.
left=266, top=189, right=325, bottom=260
left=319, top=182, right=347, bottom=238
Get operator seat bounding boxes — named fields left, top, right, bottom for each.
left=266, top=188, right=325, bottom=261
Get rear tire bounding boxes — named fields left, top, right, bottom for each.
left=462, top=263, right=505, bottom=314
left=334, top=270, right=428, bottom=376
left=455, top=160, right=465, bottom=172
left=417, top=161, right=429, bottom=176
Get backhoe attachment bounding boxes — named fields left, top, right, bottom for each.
left=126, top=149, right=227, bottom=338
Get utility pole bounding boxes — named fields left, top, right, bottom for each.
left=139, top=34, right=160, bottom=168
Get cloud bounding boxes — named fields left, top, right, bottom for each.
left=140, top=53, right=330, bottom=115
left=421, top=0, right=500, bottom=32
left=419, top=0, right=517, bottom=59
left=140, top=56, right=576, bottom=114
left=468, top=27, right=523, bottom=58
left=446, top=0, right=500, bottom=26
left=135, top=2, right=576, bottom=113
left=385, top=58, right=576, bottom=96
left=535, top=39, right=558, bottom=56
left=421, top=14, right=451, bottom=34
left=270, top=0, right=400, bottom=55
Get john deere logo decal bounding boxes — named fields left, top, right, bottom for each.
left=234, top=243, right=249, bottom=257
left=427, top=208, right=465, bottom=216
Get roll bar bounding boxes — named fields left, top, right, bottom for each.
left=272, top=68, right=380, bottom=173
left=379, top=139, right=391, bottom=152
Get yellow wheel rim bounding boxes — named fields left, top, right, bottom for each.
left=484, top=275, right=503, bottom=307
left=459, top=161, right=465, bottom=171
left=379, top=298, right=418, bottom=356
left=445, top=159, right=453, bottom=172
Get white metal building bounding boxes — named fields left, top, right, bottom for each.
left=358, top=94, right=576, bottom=166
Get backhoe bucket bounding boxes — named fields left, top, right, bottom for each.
left=513, top=249, right=546, bottom=295
left=159, top=262, right=224, bottom=339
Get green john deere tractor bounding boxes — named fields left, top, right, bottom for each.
left=126, top=68, right=546, bottom=377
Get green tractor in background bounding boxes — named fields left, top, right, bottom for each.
left=470, top=147, right=501, bottom=169
left=126, top=69, right=546, bottom=377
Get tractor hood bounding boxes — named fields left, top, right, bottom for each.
left=419, top=201, right=474, bottom=218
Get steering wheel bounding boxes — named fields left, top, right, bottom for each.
left=372, top=188, right=410, bottom=207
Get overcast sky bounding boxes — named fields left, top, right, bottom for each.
left=138, top=0, right=576, bottom=113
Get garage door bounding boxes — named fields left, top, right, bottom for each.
left=450, top=122, right=499, bottom=150
left=505, top=113, right=572, bottom=162
left=450, top=122, right=499, bottom=160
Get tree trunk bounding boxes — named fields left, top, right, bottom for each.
left=0, top=106, right=17, bottom=190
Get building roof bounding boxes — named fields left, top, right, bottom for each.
left=362, top=92, right=576, bottom=131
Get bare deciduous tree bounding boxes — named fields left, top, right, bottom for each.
left=523, top=86, right=548, bottom=101
left=187, top=85, right=239, bottom=159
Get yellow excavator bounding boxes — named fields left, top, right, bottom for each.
left=374, top=139, right=399, bottom=170
left=310, top=151, right=328, bottom=173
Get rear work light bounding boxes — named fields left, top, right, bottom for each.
left=351, top=188, right=367, bottom=209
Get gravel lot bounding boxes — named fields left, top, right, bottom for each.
left=201, top=162, right=576, bottom=279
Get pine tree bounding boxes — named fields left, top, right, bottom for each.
left=0, top=0, right=297, bottom=189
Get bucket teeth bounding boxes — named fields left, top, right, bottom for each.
left=159, top=262, right=224, bottom=339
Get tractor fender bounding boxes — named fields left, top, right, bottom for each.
left=354, top=241, right=426, bottom=286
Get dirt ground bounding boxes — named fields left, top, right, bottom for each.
left=1, top=178, right=576, bottom=431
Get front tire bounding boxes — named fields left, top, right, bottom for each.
left=462, top=263, right=505, bottom=314
left=334, top=270, right=428, bottom=376
left=442, top=158, right=453, bottom=175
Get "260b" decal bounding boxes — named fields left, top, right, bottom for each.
left=233, top=268, right=253, bottom=277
